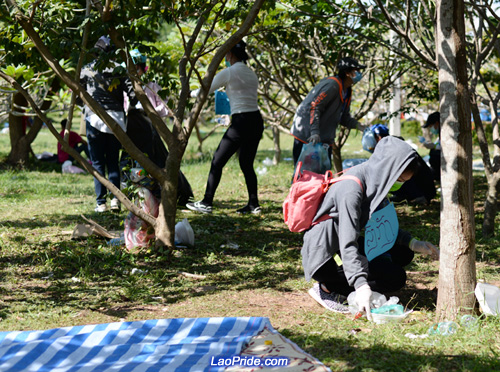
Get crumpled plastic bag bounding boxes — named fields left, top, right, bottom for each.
left=347, top=291, right=412, bottom=323
left=296, top=143, right=331, bottom=174
left=124, top=187, right=160, bottom=250
left=174, top=218, right=195, bottom=246
left=62, top=160, right=85, bottom=174
left=347, top=291, right=399, bottom=315
left=475, top=282, right=500, bottom=316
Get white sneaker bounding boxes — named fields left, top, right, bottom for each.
left=308, top=283, right=349, bottom=313
left=186, top=201, right=213, bottom=214
left=110, top=198, right=120, bottom=212
left=95, top=203, right=108, bottom=213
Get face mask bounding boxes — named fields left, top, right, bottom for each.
left=225, top=59, right=231, bottom=67
left=352, top=71, right=363, bottom=84
left=430, top=127, right=439, bottom=135
left=390, top=181, right=404, bottom=193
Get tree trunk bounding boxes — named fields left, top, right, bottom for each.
left=8, top=93, right=31, bottom=166
left=435, top=0, right=476, bottom=320
left=154, top=148, right=182, bottom=249
left=8, top=80, right=59, bottom=166
left=331, top=144, right=342, bottom=173
left=482, top=175, right=500, bottom=237
left=272, top=125, right=280, bottom=165
left=470, top=99, right=500, bottom=237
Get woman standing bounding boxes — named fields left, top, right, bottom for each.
left=81, top=36, right=137, bottom=213
left=187, top=41, right=264, bottom=214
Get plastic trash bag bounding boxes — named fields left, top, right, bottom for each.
left=296, top=143, right=331, bottom=174
left=215, top=90, right=231, bottom=115
left=62, top=160, right=85, bottom=174
left=175, top=218, right=195, bottom=246
left=342, top=158, right=368, bottom=170
left=475, top=282, right=500, bottom=315
left=124, top=187, right=160, bottom=250
left=362, top=128, right=377, bottom=153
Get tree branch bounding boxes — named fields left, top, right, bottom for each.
left=0, top=70, right=156, bottom=226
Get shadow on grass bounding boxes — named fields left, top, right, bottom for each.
left=0, top=196, right=447, bottom=320
left=280, top=330, right=500, bottom=371
left=0, top=158, right=62, bottom=173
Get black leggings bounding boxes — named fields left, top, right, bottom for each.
left=202, top=111, right=264, bottom=206
left=312, top=236, right=414, bottom=296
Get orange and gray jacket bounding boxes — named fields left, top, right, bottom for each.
left=290, top=76, right=359, bottom=144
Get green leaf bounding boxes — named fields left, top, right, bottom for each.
left=4, top=65, right=16, bottom=77
left=22, top=69, right=34, bottom=81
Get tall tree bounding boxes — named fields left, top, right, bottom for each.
left=465, top=2, right=500, bottom=237
left=250, top=1, right=432, bottom=171
left=337, top=0, right=477, bottom=318
left=435, top=0, right=476, bottom=319
left=0, top=21, right=63, bottom=166
left=2, top=0, right=266, bottom=249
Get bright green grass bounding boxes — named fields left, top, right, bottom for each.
left=0, top=123, right=499, bottom=371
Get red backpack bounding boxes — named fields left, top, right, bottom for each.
left=283, top=162, right=363, bottom=232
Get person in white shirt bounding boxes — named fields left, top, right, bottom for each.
left=81, top=36, right=137, bottom=213
left=187, top=41, right=264, bottom=214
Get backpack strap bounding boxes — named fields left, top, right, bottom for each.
left=312, top=175, right=363, bottom=226
left=327, top=77, right=352, bottom=107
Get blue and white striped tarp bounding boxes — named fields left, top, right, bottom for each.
left=0, top=316, right=270, bottom=372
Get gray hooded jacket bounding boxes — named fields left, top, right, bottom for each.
left=290, top=77, right=359, bottom=144
left=301, top=137, right=418, bottom=289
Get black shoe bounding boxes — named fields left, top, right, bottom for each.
left=236, top=205, right=262, bottom=215
left=410, top=196, right=429, bottom=205
left=389, top=195, right=406, bottom=203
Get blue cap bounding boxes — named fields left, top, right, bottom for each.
left=371, top=124, right=389, bottom=138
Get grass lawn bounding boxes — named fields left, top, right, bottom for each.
left=0, top=124, right=499, bottom=371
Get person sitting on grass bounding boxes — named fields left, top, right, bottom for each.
left=302, top=136, right=439, bottom=320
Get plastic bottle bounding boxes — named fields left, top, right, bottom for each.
left=428, top=321, right=459, bottom=336
left=108, top=236, right=125, bottom=246
left=130, top=167, right=147, bottom=182
left=460, top=314, right=478, bottom=328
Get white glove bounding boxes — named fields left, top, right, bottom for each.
left=410, top=239, right=440, bottom=260
left=355, top=284, right=373, bottom=321
left=307, top=134, right=321, bottom=145
left=190, top=88, right=200, bottom=98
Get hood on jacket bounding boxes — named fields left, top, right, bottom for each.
left=354, top=136, right=418, bottom=217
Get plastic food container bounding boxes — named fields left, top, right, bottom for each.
left=370, top=310, right=413, bottom=324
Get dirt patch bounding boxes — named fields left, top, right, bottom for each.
left=86, top=288, right=329, bottom=331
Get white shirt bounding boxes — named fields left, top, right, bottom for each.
left=88, top=111, right=126, bottom=134
left=209, top=62, right=259, bottom=115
